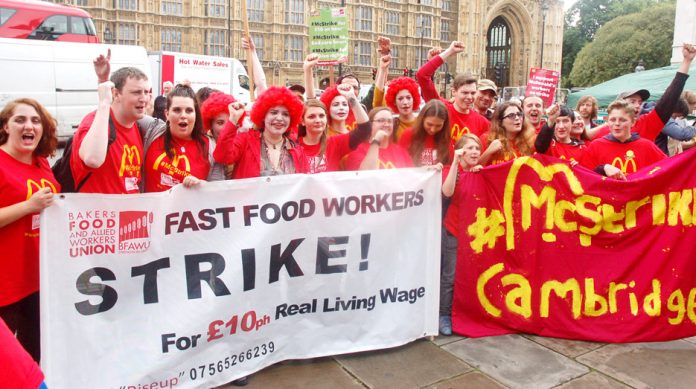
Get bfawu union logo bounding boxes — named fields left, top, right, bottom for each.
left=118, top=211, right=153, bottom=253
left=67, top=210, right=152, bottom=258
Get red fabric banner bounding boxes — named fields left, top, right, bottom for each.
left=452, top=151, right=696, bottom=342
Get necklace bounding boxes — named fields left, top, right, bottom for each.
left=172, top=139, right=186, bottom=153
left=264, top=137, right=283, bottom=150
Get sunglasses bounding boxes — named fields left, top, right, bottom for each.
left=502, top=112, right=524, bottom=120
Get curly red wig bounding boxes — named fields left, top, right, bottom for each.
left=250, top=86, right=304, bottom=131
left=385, top=77, right=420, bottom=114
left=200, top=92, right=236, bottom=130
left=319, top=85, right=355, bottom=127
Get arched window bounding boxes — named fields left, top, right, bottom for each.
left=486, top=17, right=511, bottom=87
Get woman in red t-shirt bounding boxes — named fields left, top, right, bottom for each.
left=399, top=100, right=453, bottom=168
left=144, top=84, right=212, bottom=192
left=298, top=87, right=371, bottom=173
left=345, top=107, right=414, bottom=170
left=439, top=134, right=483, bottom=335
left=480, top=101, right=536, bottom=166
left=0, top=98, right=60, bottom=361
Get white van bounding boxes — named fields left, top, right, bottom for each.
left=0, top=38, right=151, bottom=140
left=148, top=51, right=250, bottom=104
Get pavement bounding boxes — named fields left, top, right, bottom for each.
left=218, top=334, right=696, bottom=389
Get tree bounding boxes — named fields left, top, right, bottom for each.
left=561, top=0, right=665, bottom=87
left=569, top=3, right=675, bottom=87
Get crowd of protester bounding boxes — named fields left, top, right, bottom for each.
left=1, top=35, right=695, bottom=387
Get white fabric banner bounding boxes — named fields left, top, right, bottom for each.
left=40, top=169, right=441, bottom=389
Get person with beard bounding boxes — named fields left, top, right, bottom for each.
left=575, top=95, right=600, bottom=135
left=474, top=79, right=498, bottom=120
left=416, top=41, right=490, bottom=145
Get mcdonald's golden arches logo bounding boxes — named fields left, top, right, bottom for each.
left=152, top=151, right=191, bottom=172
left=26, top=178, right=57, bottom=199
left=450, top=124, right=471, bottom=142
left=119, top=145, right=142, bottom=177
left=378, top=160, right=396, bottom=169
left=612, top=150, right=637, bottom=174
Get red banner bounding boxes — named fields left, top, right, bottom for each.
left=526, top=68, right=559, bottom=107
left=452, top=151, right=696, bottom=342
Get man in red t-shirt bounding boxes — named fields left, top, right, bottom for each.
left=523, top=95, right=546, bottom=133
left=71, top=53, right=148, bottom=194
left=416, top=41, right=490, bottom=144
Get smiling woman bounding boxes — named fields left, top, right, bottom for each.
left=213, top=86, right=310, bottom=179
left=0, top=98, right=60, bottom=362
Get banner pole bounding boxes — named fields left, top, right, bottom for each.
left=241, top=0, right=255, bottom=101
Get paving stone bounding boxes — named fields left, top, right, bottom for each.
left=554, top=372, right=631, bottom=389
left=432, top=334, right=466, bottom=346
left=684, top=336, right=696, bottom=345
left=216, top=358, right=363, bottom=389
left=577, top=340, right=696, bottom=389
left=442, top=334, right=588, bottom=389
left=524, top=335, right=605, bottom=358
left=336, top=339, right=472, bottom=389
left=426, top=371, right=508, bottom=389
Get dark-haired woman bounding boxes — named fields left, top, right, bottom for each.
left=299, top=85, right=371, bottom=173
left=345, top=107, right=414, bottom=170
left=143, top=84, right=213, bottom=191
left=0, top=98, right=60, bottom=361
left=214, top=86, right=309, bottom=178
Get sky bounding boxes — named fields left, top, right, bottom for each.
left=563, top=0, right=579, bottom=11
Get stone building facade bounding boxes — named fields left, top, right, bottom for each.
left=52, top=0, right=564, bottom=90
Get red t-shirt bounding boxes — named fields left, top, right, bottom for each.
left=444, top=167, right=477, bottom=236
left=0, top=318, right=44, bottom=388
left=0, top=150, right=60, bottom=306
left=344, top=143, right=414, bottom=170
left=545, top=140, right=587, bottom=161
left=144, top=136, right=211, bottom=192
left=300, top=133, right=353, bottom=173
left=580, top=135, right=666, bottom=175
left=447, top=104, right=490, bottom=144
left=71, top=110, right=143, bottom=194
left=591, top=110, right=664, bottom=141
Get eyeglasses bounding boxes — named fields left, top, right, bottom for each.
left=502, top=112, right=524, bottom=120
left=373, top=118, right=394, bottom=124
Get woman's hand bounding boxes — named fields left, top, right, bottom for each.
left=379, top=54, right=391, bottom=70
left=26, top=187, right=54, bottom=213
left=470, top=164, right=483, bottom=173
left=453, top=147, right=464, bottom=162
left=487, top=139, right=503, bottom=154
left=182, top=176, right=203, bottom=188
left=377, top=36, right=391, bottom=55
left=372, top=130, right=389, bottom=143
left=303, top=53, right=320, bottom=72
left=427, top=162, right=443, bottom=171
left=228, top=102, right=246, bottom=125
left=337, top=83, right=355, bottom=100
left=241, top=35, right=256, bottom=51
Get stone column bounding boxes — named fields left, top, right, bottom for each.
left=670, top=0, right=696, bottom=64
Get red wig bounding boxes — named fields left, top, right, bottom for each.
left=385, top=77, right=420, bottom=114
left=319, top=85, right=355, bottom=127
left=250, top=86, right=304, bottom=131
left=200, top=92, right=236, bottom=130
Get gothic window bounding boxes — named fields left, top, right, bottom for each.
left=486, top=16, right=511, bottom=86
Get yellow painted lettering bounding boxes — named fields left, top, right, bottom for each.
left=667, top=190, right=693, bottom=226
left=520, top=185, right=556, bottom=231
left=576, top=195, right=602, bottom=238
left=667, top=289, right=685, bottom=325
left=608, top=282, right=628, bottom=313
left=628, top=281, right=638, bottom=316
left=583, top=278, right=608, bottom=317
left=540, top=279, right=582, bottom=319
left=477, top=263, right=504, bottom=318
left=687, top=288, right=696, bottom=325
left=554, top=199, right=577, bottom=232
left=625, top=196, right=650, bottom=229
left=501, top=274, right=532, bottom=319
left=642, top=279, right=662, bottom=317
left=652, top=194, right=666, bottom=225
left=601, top=203, right=625, bottom=234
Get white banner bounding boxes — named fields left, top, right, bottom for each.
left=40, top=169, right=441, bottom=389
